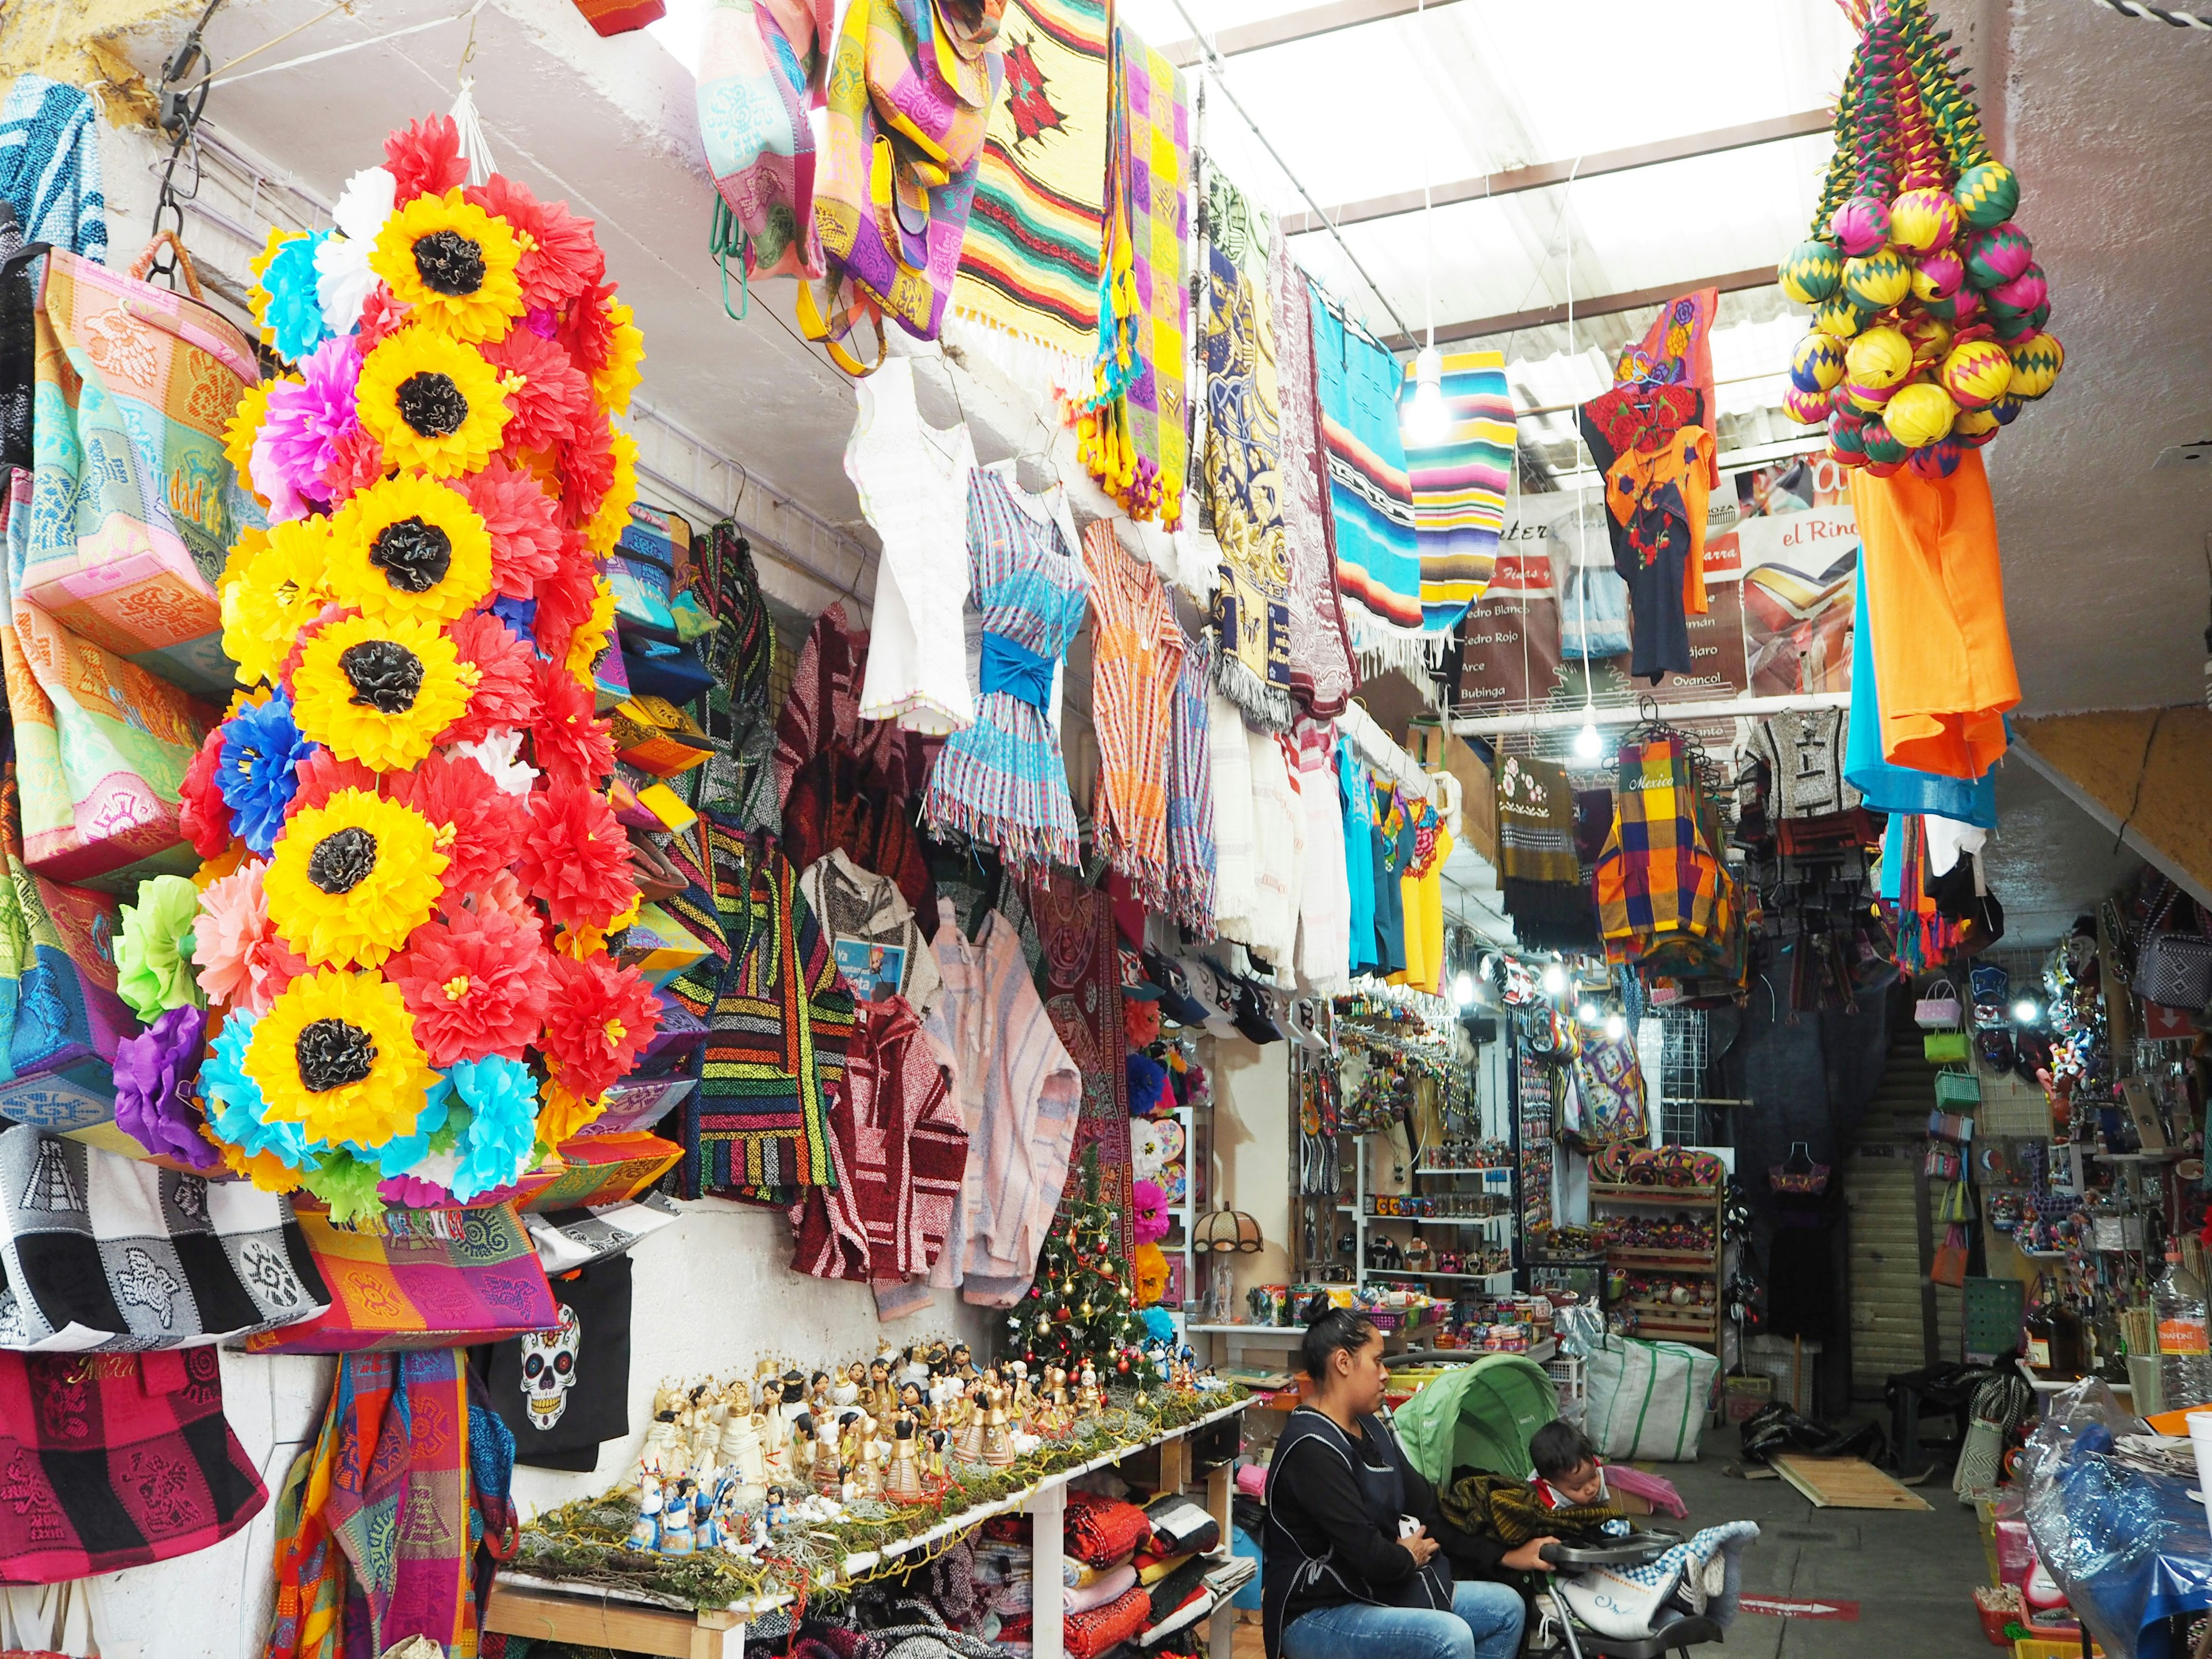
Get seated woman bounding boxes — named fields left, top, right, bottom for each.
left=1261, top=1305, right=1556, bottom=1659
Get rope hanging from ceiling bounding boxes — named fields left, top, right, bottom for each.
left=2085, top=0, right=2212, bottom=28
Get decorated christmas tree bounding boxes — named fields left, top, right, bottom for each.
left=1010, top=1147, right=1143, bottom=1373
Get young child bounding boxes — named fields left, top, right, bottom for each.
left=1529, top=1421, right=1609, bottom=1512
left=1438, top=1420, right=1624, bottom=1564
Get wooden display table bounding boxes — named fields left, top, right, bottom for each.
left=485, top=1398, right=1250, bottom=1659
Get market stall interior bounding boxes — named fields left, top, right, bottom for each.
left=0, top=0, right=2206, bottom=1656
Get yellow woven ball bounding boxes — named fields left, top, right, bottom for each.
left=1782, top=384, right=1832, bottom=425
left=1843, top=325, right=1914, bottom=394
left=2007, top=331, right=2065, bottom=399
left=1889, top=187, right=1961, bottom=254
left=1903, top=314, right=1955, bottom=366
left=1791, top=331, right=1848, bottom=393
left=1939, top=339, right=2014, bottom=410
left=1952, top=406, right=2001, bottom=448
left=1842, top=249, right=1912, bottom=312
left=1812, top=297, right=1868, bottom=340
left=1885, top=381, right=1957, bottom=449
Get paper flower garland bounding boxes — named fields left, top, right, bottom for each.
left=113, top=113, right=660, bottom=1220
left=1778, top=0, right=2061, bottom=478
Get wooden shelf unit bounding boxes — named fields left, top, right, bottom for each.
left=1589, top=1181, right=1725, bottom=1351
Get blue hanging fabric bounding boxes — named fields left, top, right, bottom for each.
left=0, top=77, right=105, bottom=262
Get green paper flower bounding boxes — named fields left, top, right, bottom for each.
left=116, top=874, right=208, bottom=1022
left=302, top=1148, right=386, bottom=1226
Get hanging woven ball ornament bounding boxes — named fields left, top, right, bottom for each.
left=1861, top=419, right=1907, bottom=468
left=1790, top=331, right=1848, bottom=394
left=1844, top=326, right=1914, bottom=395
left=1830, top=195, right=1893, bottom=258
left=1889, top=186, right=1960, bottom=254
left=1987, top=265, right=2049, bottom=319
left=1923, top=284, right=1983, bottom=326
left=1963, top=224, right=2035, bottom=290
left=1885, top=381, right=1958, bottom=449
left=1902, top=313, right=1955, bottom=366
left=1783, top=384, right=1834, bottom=425
left=1812, top=297, right=1868, bottom=340
left=1953, top=162, right=2020, bottom=230
left=1863, top=453, right=1906, bottom=479
left=1780, top=240, right=1846, bottom=305
left=1939, top=339, right=2014, bottom=410
left=1953, top=406, right=2001, bottom=448
left=1988, top=392, right=2027, bottom=426
left=1829, top=412, right=1869, bottom=465
left=1842, top=249, right=1912, bottom=312
left=1908, top=439, right=1965, bottom=480
left=2007, top=331, right=2065, bottom=399
left=1911, top=249, right=1966, bottom=304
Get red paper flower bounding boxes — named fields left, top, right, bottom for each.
left=516, top=784, right=635, bottom=930
left=385, top=751, right=524, bottom=898
left=532, top=536, right=601, bottom=661
left=471, top=868, right=550, bottom=947
left=484, top=325, right=592, bottom=457
left=321, top=422, right=387, bottom=505
left=540, top=949, right=660, bottom=1099
left=465, top=175, right=606, bottom=312
left=178, top=725, right=232, bottom=858
left=459, top=457, right=565, bottom=600
left=530, top=658, right=616, bottom=788
left=356, top=283, right=411, bottom=351
left=384, top=115, right=468, bottom=202
left=557, top=403, right=615, bottom=530
left=388, top=903, right=550, bottom=1067
left=558, top=279, right=619, bottom=377
left=289, top=748, right=382, bottom=814
left=442, top=609, right=541, bottom=745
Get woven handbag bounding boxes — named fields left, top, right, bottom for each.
left=1935, top=1070, right=1983, bottom=1109
left=2138, top=884, right=2212, bottom=1012
left=1923, top=1030, right=1970, bottom=1063
left=1915, top=978, right=1963, bottom=1028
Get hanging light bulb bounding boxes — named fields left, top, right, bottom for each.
left=1541, top=961, right=1567, bottom=997
left=2013, top=997, right=2041, bottom=1025
left=1404, top=346, right=1449, bottom=445
left=1453, top=971, right=1476, bottom=1007
left=1577, top=999, right=1601, bottom=1025
left=1604, top=1012, right=1627, bottom=1041
left=1574, top=706, right=1603, bottom=761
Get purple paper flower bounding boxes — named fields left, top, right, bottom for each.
left=113, top=1005, right=225, bottom=1172
left=251, top=332, right=362, bottom=518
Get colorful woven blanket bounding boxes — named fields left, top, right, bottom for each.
left=1198, top=167, right=1291, bottom=729
left=954, top=0, right=1111, bottom=360
left=1274, top=231, right=1358, bottom=717
left=1312, top=290, right=1421, bottom=637
left=1401, top=347, right=1513, bottom=629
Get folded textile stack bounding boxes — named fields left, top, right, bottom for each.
left=1065, top=1489, right=1153, bottom=1567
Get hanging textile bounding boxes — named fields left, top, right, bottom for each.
left=1850, top=448, right=2018, bottom=780
left=1842, top=569, right=1999, bottom=824
left=1578, top=382, right=1714, bottom=684
left=1026, top=871, right=1136, bottom=1270
left=695, top=0, right=832, bottom=282
left=1593, top=736, right=1741, bottom=983
left=1399, top=348, right=1513, bottom=628
left=1613, top=287, right=1719, bottom=491
left=1495, top=754, right=1590, bottom=949
left=1077, top=25, right=1190, bottom=526
left=0, top=78, right=105, bottom=263
left=687, top=520, right=781, bottom=832
left=1082, top=522, right=1184, bottom=908
left=1293, top=717, right=1350, bottom=995
left=1312, top=287, right=1421, bottom=637
left=1196, top=168, right=1291, bottom=730
left=1272, top=232, right=1358, bottom=718
left=953, top=0, right=1112, bottom=363
left=1164, top=628, right=1218, bottom=937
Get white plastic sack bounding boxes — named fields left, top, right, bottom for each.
left=1586, top=1336, right=1722, bottom=1462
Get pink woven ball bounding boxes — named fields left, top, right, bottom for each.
left=1988, top=266, right=2049, bottom=317
left=1862, top=455, right=1905, bottom=479
left=1911, top=249, right=1965, bottom=303
left=1908, top=440, right=1965, bottom=480
left=1963, top=222, right=2034, bottom=289
left=1829, top=195, right=1893, bottom=258
left=1782, top=384, right=1834, bottom=425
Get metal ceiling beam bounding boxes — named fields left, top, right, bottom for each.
left=1377, top=266, right=1780, bottom=354
left=1281, top=108, right=1833, bottom=236
left=1158, top=0, right=1460, bottom=66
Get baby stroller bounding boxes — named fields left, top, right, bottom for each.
left=1532, top=1525, right=1760, bottom=1659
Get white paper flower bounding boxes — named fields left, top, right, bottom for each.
left=315, top=165, right=398, bottom=335
left=452, top=728, right=539, bottom=796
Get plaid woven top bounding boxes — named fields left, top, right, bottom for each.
left=924, top=468, right=1090, bottom=875
left=1595, top=736, right=1734, bottom=971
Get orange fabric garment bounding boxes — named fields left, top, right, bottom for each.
left=1850, top=448, right=2018, bottom=779
left=1603, top=426, right=1713, bottom=616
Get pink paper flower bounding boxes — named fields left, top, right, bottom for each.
left=250, top=334, right=362, bottom=518
left=190, top=860, right=309, bottom=1016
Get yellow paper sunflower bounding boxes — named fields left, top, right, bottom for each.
left=219, top=1138, right=308, bottom=1195
left=224, top=380, right=275, bottom=497
left=582, top=427, right=639, bottom=556
left=369, top=190, right=526, bottom=343
left=265, top=788, right=449, bottom=968
left=291, top=612, right=473, bottom=770
left=591, top=296, right=645, bottom=414
left=245, top=966, right=430, bottom=1147
left=325, top=470, right=495, bottom=624
left=356, top=326, right=514, bottom=478
left=222, top=517, right=335, bottom=688
left=565, top=574, right=618, bottom=682
left=536, top=1077, right=604, bottom=1147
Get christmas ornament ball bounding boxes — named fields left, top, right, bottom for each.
left=1954, top=161, right=2020, bottom=230
left=1812, top=296, right=1869, bottom=340
left=1790, top=331, right=1848, bottom=393
left=1889, top=185, right=1960, bottom=254
left=2007, top=331, right=2065, bottom=399
left=1781, top=240, right=1846, bottom=305
left=1830, top=194, right=1893, bottom=257
left=1911, top=249, right=1966, bottom=304
left=1940, top=338, right=2014, bottom=410
left=1842, top=249, right=1913, bottom=312
left=1783, top=384, right=1833, bottom=425
left=1963, top=222, right=2035, bottom=290
left=1953, top=406, right=2001, bottom=448
left=1862, top=419, right=1907, bottom=467
left=1909, top=439, right=1965, bottom=480
left=1887, top=381, right=1957, bottom=449
left=1844, top=325, right=1914, bottom=392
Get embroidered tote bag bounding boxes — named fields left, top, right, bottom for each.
left=0, top=1128, right=328, bottom=1351
left=244, top=1202, right=556, bottom=1353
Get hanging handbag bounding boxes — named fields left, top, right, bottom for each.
left=1934, top=1179, right=1978, bottom=1224
left=1930, top=1222, right=1970, bottom=1289
left=0, top=1128, right=328, bottom=1351
left=1934, top=1069, right=1982, bottom=1109
left=1922, top=1030, right=1970, bottom=1064
left=2137, top=882, right=2212, bottom=1012
left=1915, top=978, right=1963, bottom=1028
left=1927, top=1109, right=1975, bottom=1144
left=1923, top=1142, right=1962, bottom=1181
left=242, top=1202, right=556, bottom=1354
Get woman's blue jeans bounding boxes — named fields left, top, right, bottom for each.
left=1282, top=1580, right=1528, bottom=1659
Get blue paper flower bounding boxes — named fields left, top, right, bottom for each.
left=344, top=1072, right=453, bottom=1177
left=218, top=694, right=318, bottom=855
left=448, top=1055, right=539, bottom=1200
left=202, top=1012, right=319, bottom=1168
left=260, top=229, right=332, bottom=363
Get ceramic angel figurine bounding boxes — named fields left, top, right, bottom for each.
left=885, top=1404, right=925, bottom=1502
left=980, top=1375, right=1014, bottom=1468
left=718, top=1382, right=767, bottom=1501
left=626, top=1466, right=666, bottom=1552
left=956, top=1374, right=992, bottom=1463
left=832, top=1363, right=863, bottom=1407
left=660, top=1478, right=696, bottom=1556
left=639, top=1382, right=684, bottom=1472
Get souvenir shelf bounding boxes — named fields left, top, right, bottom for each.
left=1513, top=1040, right=1556, bottom=1280
left=1158, top=1103, right=1202, bottom=1332
left=1352, top=1135, right=1516, bottom=1296
left=1590, top=1180, right=1726, bottom=1349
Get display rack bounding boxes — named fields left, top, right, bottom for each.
left=1351, top=1134, right=1515, bottom=1296
left=1589, top=1181, right=1725, bottom=1348
left=1160, top=1103, right=1200, bottom=1333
